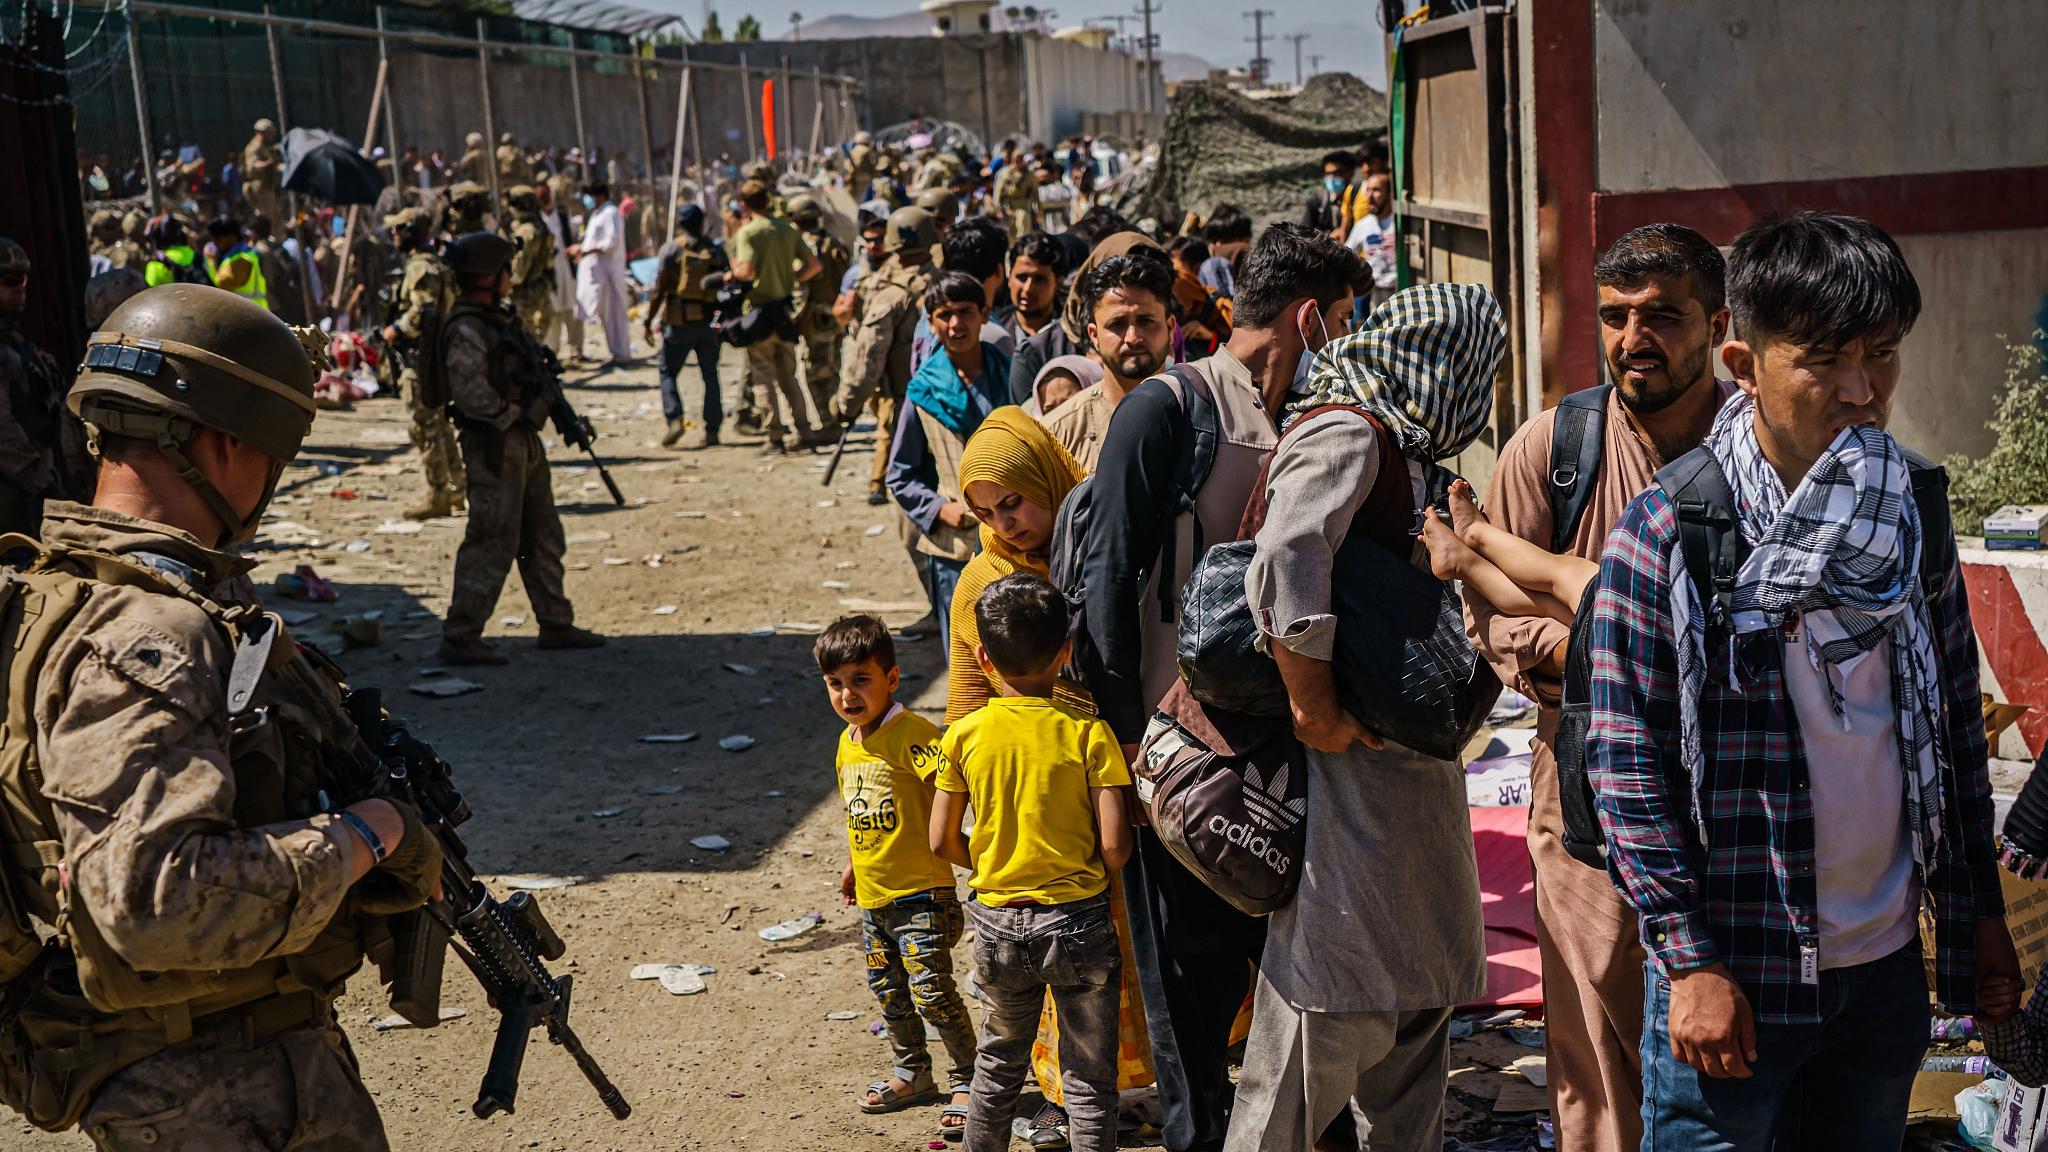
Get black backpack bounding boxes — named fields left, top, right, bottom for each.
left=1049, top=364, right=1219, bottom=679
left=1552, top=443, right=1956, bottom=868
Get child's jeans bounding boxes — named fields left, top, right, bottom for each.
left=964, top=891, right=1121, bottom=1152
left=861, top=889, right=978, bottom=1092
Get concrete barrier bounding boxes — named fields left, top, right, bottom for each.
left=1962, top=542, right=2048, bottom=761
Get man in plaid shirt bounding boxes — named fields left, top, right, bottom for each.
left=1583, top=211, right=2018, bottom=1150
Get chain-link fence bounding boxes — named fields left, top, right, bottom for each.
left=60, top=0, right=859, bottom=212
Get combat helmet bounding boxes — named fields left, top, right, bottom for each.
left=882, top=207, right=938, bottom=256
left=89, top=211, right=121, bottom=241
left=786, top=193, right=822, bottom=225
left=505, top=184, right=539, bottom=212
left=914, top=188, right=959, bottom=221
left=446, top=232, right=516, bottom=282
left=0, top=237, right=28, bottom=275
left=449, top=181, right=491, bottom=211
left=72, top=283, right=318, bottom=544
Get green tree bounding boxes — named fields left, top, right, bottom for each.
left=1947, top=334, right=2048, bottom=534
left=701, top=9, right=724, bottom=40
left=735, top=14, right=761, bottom=40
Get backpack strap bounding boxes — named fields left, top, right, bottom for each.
left=1653, top=445, right=1743, bottom=632
left=1547, top=385, right=1611, bottom=553
left=1153, top=364, right=1221, bottom=623
left=1905, top=455, right=1955, bottom=598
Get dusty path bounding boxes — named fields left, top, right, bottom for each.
left=4, top=347, right=1533, bottom=1151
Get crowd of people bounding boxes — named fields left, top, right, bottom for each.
left=2, top=109, right=2041, bottom=1152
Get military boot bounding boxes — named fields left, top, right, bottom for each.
left=662, top=417, right=688, bottom=447
left=404, top=493, right=455, bottom=521
left=537, top=623, right=608, bottom=650
left=438, top=637, right=509, bottom=666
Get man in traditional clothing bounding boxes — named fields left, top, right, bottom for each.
left=567, top=181, right=633, bottom=364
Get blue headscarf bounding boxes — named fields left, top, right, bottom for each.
left=907, top=340, right=1012, bottom=441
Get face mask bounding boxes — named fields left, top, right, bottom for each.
left=1292, top=305, right=1334, bottom=392
left=1324, top=175, right=1345, bottom=194
left=330, top=217, right=345, bottom=237
left=581, top=194, right=595, bottom=209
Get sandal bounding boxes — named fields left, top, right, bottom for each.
left=859, top=1074, right=941, bottom=1115
left=938, top=1085, right=971, bottom=1143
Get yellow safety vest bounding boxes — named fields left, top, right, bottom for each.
left=143, top=245, right=200, bottom=288
left=209, top=248, right=268, bottom=308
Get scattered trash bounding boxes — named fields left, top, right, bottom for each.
left=278, top=608, right=319, bottom=626
left=1921, top=1054, right=1992, bottom=1074
left=602, top=557, right=631, bottom=566
left=638, top=733, right=699, bottom=744
left=500, top=615, right=526, bottom=627
left=824, top=1010, right=859, bottom=1021
left=864, top=524, right=887, bottom=538
left=726, top=1090, right=747, bottom=1099
left=341, top=539, right=371, bottom=553
left=816, top=499, right=837, bottom=508
left=645, top=783, right=684, bottom=795
left=723, top=663, right=759, bottom=677
left=409, top=678, right=482, bottom=698
left=330, top=615, right=383, bottom=649
left=759, top=912, right=823, bottom=942
left=1930, top=1017, right=1977, bottom=1041
left=1513, top=1055, right=1547, bottom=1088
left=273, top=565, right=338, bottom=602
left=1957, top=1078, right=2007, bottom=1148
left=676, top=510, right=708, bottom=519
left=592, top=807, right=624, bottom=818
left=869, top=1022, right=885, bottom=1036
left=331, top=487, right=359, bottom=500
left=371, top=1006, right=467, bottom=1031
left=1486, top=689, right=1537, bottom=726
left=691, top=835, right=731, bottom=852
left=821, top=580, right=850, bottom=591
left=567, top=530, right=614, bottom=544
left=1467, top=728, right=1536, bottom=808
left=653, top=604, right=679, bottom=615
left=764, top=790, right=787, bottom=798
left=374, top=520, right=424, bottom=535
left=1503, top=1026, right=1546, bottom=1049
left=498, top=874, right=579, bottom=891
left=777, top=621, right=825, bottom=634
left=719, top=735, right=756, bottom=752
left=629, top=963, right=716, bottom=995
left=746, top=627, right=776, bottom=638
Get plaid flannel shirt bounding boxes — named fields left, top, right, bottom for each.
left=1585, top=486, right=2003, bottom=1024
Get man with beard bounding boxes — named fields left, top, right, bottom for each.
left=1461, top=224, right=1733, bottom=1152
left=1044, top=247, right=1175, bottom=469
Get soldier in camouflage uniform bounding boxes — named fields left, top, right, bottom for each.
left=0, top=238, right=90, bottom=534
left=379, top=209, right=466, bottom=520
left=495, top=132, right=533, bottom=188
left=446, top=181, right=493, bottom=240
left=835, top=207, right=936, bottom=505
left=241, top=117, right=285, bottom=229
left=994, top=143, right=1038, bottom=238
left=0, top=282, right=441, bottom=1149
left=434, top=233, right=605, bottom=665
left=500, top=184, right=556, bottom=342
left=454, top=132, right=490, bottom=187
left=788, top=193, right=849, bottom=442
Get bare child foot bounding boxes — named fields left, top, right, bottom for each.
left=1447, top=477, right=1486, bottom=539
left=1423, top=506, right=1481, bottom=584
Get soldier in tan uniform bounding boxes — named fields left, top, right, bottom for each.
left=435, top=233, right=605, bottom=666
left=994, top=143, right=1037, bottom=237
left=789, top=193, right=849, bottom=442
left=446, top=181, right=492, bottom=239
left=500, top=184, right=555, bottom=341
left=0, top=282, right=440, bottom=1149
left=379, top=208, right=466, bottom=520
left=847, top=130, right=877, bottom=199
left=242, top=117, right=285, bottom=230
left=453, top=131, right=490, bottom=187
left=835, top=207, right=936, bottom=505
left=495, top=131, right=533, bottom=187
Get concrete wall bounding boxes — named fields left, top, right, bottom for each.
left=1593, top=0, right=2048, bottom=193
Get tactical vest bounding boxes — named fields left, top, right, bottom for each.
left=0, top=537, right=376, bottom=1131
left=661, top=240, right=723, bottom=328
left=439, top=302, right=534, bottom=419
left=399, top=252, right=455, bottom=408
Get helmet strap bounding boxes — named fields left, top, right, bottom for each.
left=79, top=401, right=255, bottom=546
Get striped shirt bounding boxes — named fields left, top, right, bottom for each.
left=1584, top=485, right=2003, bottom=1024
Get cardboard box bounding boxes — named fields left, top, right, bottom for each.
left=1985, top=506, right=2048, bottom=549
left=1994, top=1080, right=2048, bottom=1152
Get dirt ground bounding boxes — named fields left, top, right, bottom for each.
left=2, top=344, right=1545, bottom=1152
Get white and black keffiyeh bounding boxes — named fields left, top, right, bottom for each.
left=1669, top=391, right=1946, bottom=862
left=1286, top=281, right=1506, bottom=461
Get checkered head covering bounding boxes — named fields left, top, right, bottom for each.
left=1286, top=281, right=1506, bottom=461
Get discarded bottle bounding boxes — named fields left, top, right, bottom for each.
left=1931, top=1017, right=1978, bottom=1042
left=1921, top=1054, right=1991, bottom=1075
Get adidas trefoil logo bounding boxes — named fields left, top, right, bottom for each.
left=1204, top=763, right=1305, bottom=876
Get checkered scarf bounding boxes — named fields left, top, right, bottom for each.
left=1669, top=391, right=1945, bottom=862
left=1285, top=282, right=1506, bottom=461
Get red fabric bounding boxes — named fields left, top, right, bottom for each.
left=1465, top=804, right=1544, bottom=1009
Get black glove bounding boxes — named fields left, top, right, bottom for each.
left=353, top=800, right=444, bottom=915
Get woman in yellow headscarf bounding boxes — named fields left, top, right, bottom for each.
left=946, top=407, right=1155, bottom=1148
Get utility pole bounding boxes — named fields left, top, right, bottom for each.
left=1308, top=53, right=1322, bottom=78
left=1283, top=31, right=1308, bottom=87
left=1242, top=8, right=1273, bottom=88
left=1134, top=0, right=1160, bottom=114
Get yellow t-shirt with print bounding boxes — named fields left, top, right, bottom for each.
left=935, top=696, right=1132, bottom=907
left=836, top=706, right=957, bottom=910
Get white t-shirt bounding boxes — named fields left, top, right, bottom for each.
left=1344, top=212, right=1397, bottom=299
left=1782, top=626, right=1921, bottom=971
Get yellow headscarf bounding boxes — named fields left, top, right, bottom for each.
left=957, top=406, right=1087, bottom=575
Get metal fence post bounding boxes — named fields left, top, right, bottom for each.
left=123, top=0, right=159, bottom=214
left=806, top=66, right=824, bottom=161
left=685, top=48, right=704, bottom=177
left=665, top=66, right=691, bottom=243
left=262, top=1, right=287, bottom=131
left=632, top=52, right=655, bottom=185
left=475, top=16, right=500, bottom=205
left=740, top=53, right=757, bottom=162
left=568, top=39, right=589, bottom=182
left=375, top=7, right=398, bottom=181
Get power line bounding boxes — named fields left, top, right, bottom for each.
left=1282, top=30, right=1308, bottom=87
left=1241, top=8, right=1273, bottom=88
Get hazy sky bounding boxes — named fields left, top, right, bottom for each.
left=670, top=0, right=1390, bottom=87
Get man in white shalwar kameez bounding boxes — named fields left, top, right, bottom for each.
left=570, top=181, right=633, bottom=363
left=536, top=181, right=580, bottom=357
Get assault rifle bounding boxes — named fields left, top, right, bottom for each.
left=314, top=671, right=632, bottom=1121
left=512, top=330, right=626, bottom=506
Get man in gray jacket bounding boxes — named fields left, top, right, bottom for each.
left=1226, top=282, right=1504, bottom=1152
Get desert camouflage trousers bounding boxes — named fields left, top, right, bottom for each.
left=80, top=1025, right=387, bottom=1152
left=445, top=423, right=573, bottom=644
left=403, top=368, right=465, bottom=506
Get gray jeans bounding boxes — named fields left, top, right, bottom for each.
left=966, top=891, right=1121, bottom=1152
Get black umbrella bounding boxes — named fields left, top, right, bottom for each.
left=281, top=127, right=385, bottom=206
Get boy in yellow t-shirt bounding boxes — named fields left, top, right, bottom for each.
left=928, top=574, right=1133, bottom=1152
left=815, top=615, right=977, bottom=1139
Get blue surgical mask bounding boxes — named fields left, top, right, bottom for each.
left=581, top=194, right=595, bottom=209
left=1292, top=307, right=1334, bottom=392
left=1324, top=175, right=1345, bottom=194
